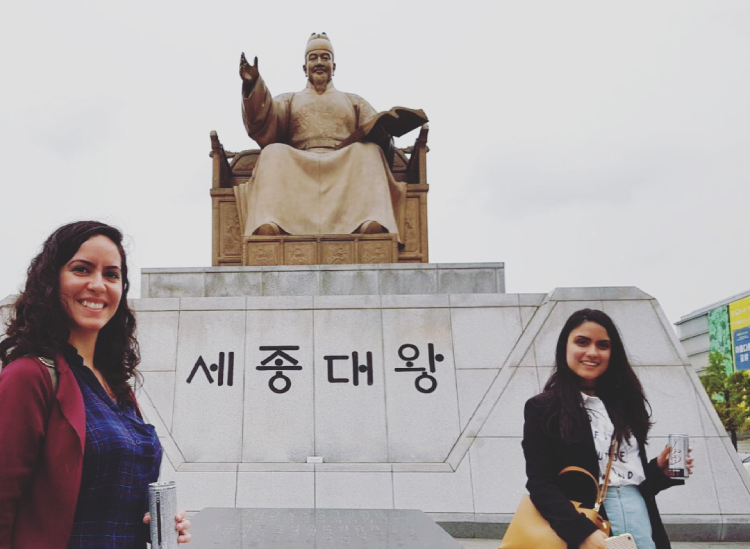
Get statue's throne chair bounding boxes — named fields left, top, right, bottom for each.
left=209, top=126, right=429, bottom=266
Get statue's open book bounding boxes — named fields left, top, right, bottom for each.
left=336, top=107, right=428, bottom=149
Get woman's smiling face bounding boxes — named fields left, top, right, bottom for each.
left=59, top=234, right=123, bottom=344
left=566, top=321, right=611, bottom=388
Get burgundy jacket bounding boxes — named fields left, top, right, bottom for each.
left=0, top=355, right=85, bottom=549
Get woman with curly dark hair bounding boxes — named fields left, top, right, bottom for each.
left=0, top=221, right=191, bottom=549
left=520, top=308, right=693, bottom=549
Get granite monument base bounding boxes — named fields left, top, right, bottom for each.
left=123, top=263, right=750, bottom=543
left=188, top=508, right=462, bottom=549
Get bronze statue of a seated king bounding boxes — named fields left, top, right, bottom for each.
left=234, top=33, right=409, bottom=241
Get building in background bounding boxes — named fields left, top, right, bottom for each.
left=675, top=290, right=750, bottom=374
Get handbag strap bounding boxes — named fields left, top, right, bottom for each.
left=557, top=466, right=600, bottom=501
left=596, top=438, right=618, bottom=511
left=557, top=437, right=618, bottom=512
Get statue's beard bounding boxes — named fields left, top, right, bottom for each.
left=309, top=71, right=331, bottom=87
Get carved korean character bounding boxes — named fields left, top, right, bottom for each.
left=324, top=351, right=374, bottom=386
left=394, top=343, right=444, bottom=393
left=186, top=352, right=234, bottom=386
left=256, top=346, right=302, bottom=394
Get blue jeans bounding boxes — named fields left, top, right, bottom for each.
left=605, top=485, right=656, bottom=549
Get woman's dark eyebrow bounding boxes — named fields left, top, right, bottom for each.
left=68, top=258, right=94, bottom=267
left=68, top=259, right=121, bottom=270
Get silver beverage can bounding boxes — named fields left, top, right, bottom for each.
left=668, top=434, right=689, bottom=479
left=148, top=481, right=178, bottom=549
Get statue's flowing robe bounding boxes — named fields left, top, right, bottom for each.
left=233, top=77, right=406, bottom=241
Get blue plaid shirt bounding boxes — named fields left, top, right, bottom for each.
left=65, top=346, right=163, bottom=549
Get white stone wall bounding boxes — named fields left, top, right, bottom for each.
left=140, top=264, right=506, bottom=299
left=132, top=284, right=750, bottom=539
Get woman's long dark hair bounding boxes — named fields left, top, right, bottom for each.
left=541, top=308, right=652, bottom=446
left=0, top=221, right=140, bottom=402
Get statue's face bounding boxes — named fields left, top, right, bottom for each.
left=304, top=49, right=335, bottom=84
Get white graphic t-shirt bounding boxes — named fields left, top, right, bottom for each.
left=581, top=393, right=645, bottom=487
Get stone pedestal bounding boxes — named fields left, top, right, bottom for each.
left=132, top=264, right=750, bottom=541
left=140, top=263, right=506, bottom=299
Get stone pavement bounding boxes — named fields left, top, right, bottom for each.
left=456, top=541, right=750, bottom=549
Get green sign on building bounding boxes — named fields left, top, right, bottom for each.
left=708, top=305, right=734, bottom=375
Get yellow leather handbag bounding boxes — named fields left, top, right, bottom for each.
left=501, top=440, right=616, bottom=549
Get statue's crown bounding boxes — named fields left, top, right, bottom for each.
left=306, top=32, right=334, bottom=58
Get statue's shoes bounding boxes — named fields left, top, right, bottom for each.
left=356, top=220, right=385, bottom=234
left=255, top=223, right=282, bottom=236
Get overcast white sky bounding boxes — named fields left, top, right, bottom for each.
left=1, top=0, right=748, bottom=326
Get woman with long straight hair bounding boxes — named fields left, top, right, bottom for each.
left=0, top=221, right=191, bottom=548
left=522, top=308, right=692, bottom=549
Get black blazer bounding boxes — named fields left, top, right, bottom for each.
left=522, top=393, right=682, bottom=549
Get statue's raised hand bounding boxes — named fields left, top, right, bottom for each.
left=239, top=53, right=259, bottom=86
